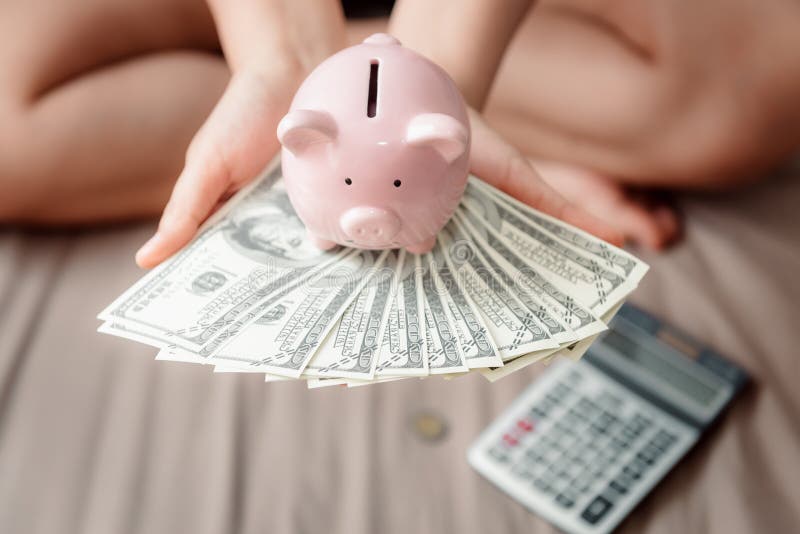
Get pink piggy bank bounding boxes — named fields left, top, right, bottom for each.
left=277, top=33, right=471, bottom=254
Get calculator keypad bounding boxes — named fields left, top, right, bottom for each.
left=476, top=363, right=695, bottom=532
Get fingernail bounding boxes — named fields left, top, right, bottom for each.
left=135, top=233, right=163, bottom=268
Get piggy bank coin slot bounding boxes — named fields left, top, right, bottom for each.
left=367, top=60, right=379, bottom=118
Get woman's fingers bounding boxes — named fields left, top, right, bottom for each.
left=532, top=159, right=682, bottom=250
left=135, top=156, right=232, bottom=268
left=468, top=109, right=624, bottom=247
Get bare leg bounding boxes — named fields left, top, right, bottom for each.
left=0, top=5, right=393, bottom=226
left=0, top=0, right=227, bottom=224
left=484, top=0, right=800, bottom=247
left=486, top=0, right=800, bottom=188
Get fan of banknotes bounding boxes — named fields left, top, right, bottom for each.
left=98, top=161, right=648, bottom=388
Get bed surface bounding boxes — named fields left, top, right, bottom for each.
left=0, top=170, right=797, bottom=534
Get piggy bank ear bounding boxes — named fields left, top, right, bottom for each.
left=405, top=113, right=468, bottom=164
left=277, top=110, right=337, bottom=156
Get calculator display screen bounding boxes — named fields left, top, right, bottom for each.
left=603, top=330, right=719, bottom=405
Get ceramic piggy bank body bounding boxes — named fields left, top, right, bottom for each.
left=277, top=34, right=470, bottom=254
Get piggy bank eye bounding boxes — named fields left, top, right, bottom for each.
left=344, top=177, right=352, bottom=185
left=393, top=179, right=402, bottom=188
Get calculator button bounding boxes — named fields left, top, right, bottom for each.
left=552, top=383, right=572, bottom=399
left=621, top=427, right=639, bottom=441
left=574, top=478, right=593, bottom=494
left=636, top=448, right=659, bottom=465
left=516, top=419, right=535, bottom=432
left=529, top=406, right=547, bottom=419
left=631, top=415, right=653, bottom=432
left=543, top=449, right=561, bottom=463
left=651, top=431, right=676, bottom=450
left=512, top=466, right=534, bottom=480
left=565, top=370, right=582, bottom=384
left=552, top=477, right=570, bottom=494
left=581, top=495, right=615, bottom=525
left=609, top=479, right=629, bottom=495
left=488, top=446, right=510, bottom=463
left=591, top=463, right=609, bottom=478
left=623, top=461, right=645, bottom=479
left=611, top=436, right=630, bottom=450
left=565, top=463, right=584, bottom=479
left=555, top=493, right=575, bottom=509
left=635, top=453, right=652, bottom=468
left=560, top=434, right=578, bottom=450
left=596, top=392, right=622, bottom=408
left=597, top=412, right=617, bottom=427
left=615, top=470, right=636, bottom=486
left=525, top=449, right=543, bottom=463
left=568, top=408, right=587, bottom=422
left=543, top=483, right=559, bottom=496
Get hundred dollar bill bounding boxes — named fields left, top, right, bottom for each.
left=439, top=219, right=561, bottom=361
left=470, top=178, right=649, bottom=281
left=106, top=240, right=355, bottom=365
left=98, top=165, right=344, bottom=352
left=106, top=241, right=350, bottom=362
left=302, top=250, right=395, bottom=379
left=375, top=251, right=428, bottom=376
left=480, top=302, right=624, bottom=382
left=201, top=249, right=386, bottom=378
left=461, top=183, right=641, bottom=315
left=421, top=252, right=468, bottom=374
left=455, top=209, right=606, bottom=339
left=431, top=238, right=503, bottom=369
left=447, top=217, right=575, bottom=345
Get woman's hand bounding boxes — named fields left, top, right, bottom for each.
left=528, top=160, right=681, bottom=250
left=468, top=109, right=623, bottom=246
left=135, top=0, right=346, bottom=268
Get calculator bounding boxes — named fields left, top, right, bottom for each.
left=468, top=304, right=749, bottom=534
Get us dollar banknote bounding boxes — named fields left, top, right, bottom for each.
left=375, top=251, right=428, bottom=376
left=430, top=237, right=503, bottom=369
left=455, top=208, right=606, bottom=339
left=99, top=161, right=648, bottom=388
left=98, top=168, right=344, bottom=353
left=470, top=177, right=648, bottom=280
left=446, top=217, right=575, bottom=345
left=420, top=252, right=468, bottom=374
left=461, top=183, right=642, bottom=315
left=302, top=250, right=396, bottom=379
left=439, top=218, right=561, bottom=361
left=205, top=249, right=387, bottom=378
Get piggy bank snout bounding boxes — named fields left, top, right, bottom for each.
left=340, top=207, right=401, bottom=246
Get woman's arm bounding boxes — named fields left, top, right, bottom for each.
left=389, top=0, right=534, bottom=108
left=207, top=0, right=346, bottom=75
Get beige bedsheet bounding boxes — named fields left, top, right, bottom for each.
left=0, top=170, right=797, bottom=534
